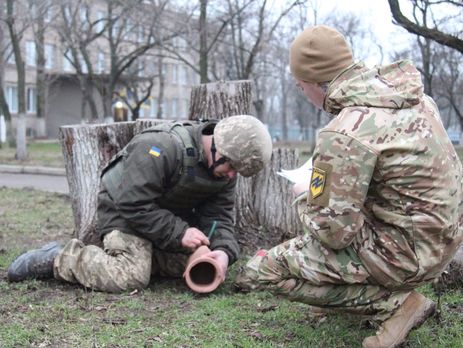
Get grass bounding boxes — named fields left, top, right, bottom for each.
left=0, top=141, right=64, bottom=168
left=0, top=187, right=462, bottom=347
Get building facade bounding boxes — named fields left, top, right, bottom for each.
left=1, top=0, right=199, bottom=139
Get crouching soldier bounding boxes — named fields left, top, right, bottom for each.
left=235, top=26, right=463, bottom=348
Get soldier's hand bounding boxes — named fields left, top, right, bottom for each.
left=181, top=227, right=210, bottom=250
left=204, top=249, right=229, bottom=282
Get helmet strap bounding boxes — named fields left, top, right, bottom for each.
left=208, top=136, right=228, bottom=174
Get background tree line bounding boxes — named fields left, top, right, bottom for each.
left=0, top=0, right=462, bottom=159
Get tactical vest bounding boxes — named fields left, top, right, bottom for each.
left=101, top=121, right=230, bottom=215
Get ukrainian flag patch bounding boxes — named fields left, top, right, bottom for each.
left=148, top=146, right=161, bottom=157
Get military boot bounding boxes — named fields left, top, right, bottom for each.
left=362, top=291, right=436, bottom=348
left=7, top=242, right=62, bottom=282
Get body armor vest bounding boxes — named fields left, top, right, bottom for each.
left=101, top=121, right=230, bottom=217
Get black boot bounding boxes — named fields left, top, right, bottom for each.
left=7, top=242, right=62, bottom=282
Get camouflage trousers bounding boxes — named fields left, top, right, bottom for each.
left=54, top=230, right=189, bottom=293
left=235, top=233, right=411, bottom=321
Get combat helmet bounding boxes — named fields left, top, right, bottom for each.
left=213, top=115, right=272, bottom=177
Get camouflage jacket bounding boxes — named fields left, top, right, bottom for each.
left=298, top=60, right=463, bottom=288
left=97, top=121, right=239, bottom=264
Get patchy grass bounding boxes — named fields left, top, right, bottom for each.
left=0, top=141, right=64, bottom=168
left=0, top=187, right=462, bottom=347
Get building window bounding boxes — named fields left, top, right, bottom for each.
left=78, top=53, right=88, bottom=73
left=150, top=98, right=158, bottom=117
left=147, top=60, right=157, bottom=75
left=180, top=65, right=189, bottom=85
left=124, top=19, right=133, bottom=40
left=111, top=17, right=121, bottom=37
left=174, top=37, right=187, bottom=51
left=137, top=25, right=145, bottom=43
left=179, top=98, right=189, bottom=117
left=96, top=51, right=105, bottom=73
left=44, top=2, right=53, bottom=22
left=45, top=44, right=55, bottom=69
left=95, top=10, right=105, bottom=33
left=26, top=41, right=36, bottom=67
left=172, top=64, right=179, bottom=85
left=162, top=63, right=167, bottom=81
left=138, top=59, right=145, bottom=77
left=140, top=99, right=150, bottom=118
left=5, top=45, right=15, bottom=64
left=162, top=99, right=168, bottom=117
left=27, top=87, right=37, bottom=113
left=63, top=50, right=75, bottom=72
left=5, top=86, right=18, bottom=113
left=63, top=5, right=72, bottom=22
left=80, top=5, right=89, bottom=30
left=171, top=98, right=178, bottom=118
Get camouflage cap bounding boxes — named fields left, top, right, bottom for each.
left=214, top=115, right=272, bottom=177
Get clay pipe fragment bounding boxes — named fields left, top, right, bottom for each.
left=183, top=245, right=223, bottom=294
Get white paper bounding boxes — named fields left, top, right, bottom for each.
left=277, top=157, right=313, bottom=184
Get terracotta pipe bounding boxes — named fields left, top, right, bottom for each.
left=183, top=245, right=223, bottom=293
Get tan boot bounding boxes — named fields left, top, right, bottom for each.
left=362, top=291, right=436, bottom=348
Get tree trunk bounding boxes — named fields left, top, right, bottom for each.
left=59, top=122, right=136, bottom=245
left=199, top=0, right=208, bottom=83
left=235, top=148, right=302, bottom=254
left=36, top=11, right=47, bottom=138
left=189, top=80, right=252, bottom=120
left=15, top=113, right=27, bottom=160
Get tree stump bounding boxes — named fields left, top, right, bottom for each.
left=188, top=80, right=252, bottom=120
left=59, top=122, right=135, bottom=245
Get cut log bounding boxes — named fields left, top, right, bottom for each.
left=189, top=80, right=252, bottom=120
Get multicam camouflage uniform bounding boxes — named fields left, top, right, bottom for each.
left=236, top=60, right=463, bottom=320
left=55, top=120, right=239, bottom=292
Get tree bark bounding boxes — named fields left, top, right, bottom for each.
left=36, top=8, right=47, bottom=137
left=199, top=0, right=209, bottom=83
left=6, top=0, right=27, bottom=160
left=235, top=148, right=302, bottom=254
left=189, top=80, right=252, bottom=120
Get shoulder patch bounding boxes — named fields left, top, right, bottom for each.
left=148, top=146, right=162, bottom=157
left=310, top=167, right=326, bottom=199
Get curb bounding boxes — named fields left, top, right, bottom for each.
left=0, top=164, right=66, bottom=176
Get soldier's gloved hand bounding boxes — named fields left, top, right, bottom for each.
left=181, top=227, right=210, bottom=251
left=204, top=249, right=229, bottom=282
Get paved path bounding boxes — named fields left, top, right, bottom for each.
left=0, top=170, right=69, bottom=195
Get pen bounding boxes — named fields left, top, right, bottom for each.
left=208, top=220, right=218, bottom=239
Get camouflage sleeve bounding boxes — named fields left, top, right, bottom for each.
left=108, top=132, right=189, bottom=251
left=297, top=131, right=377, bottom=249
left=195, top=179, right=239, bottom=264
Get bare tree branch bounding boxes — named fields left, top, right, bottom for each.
left=388, top=0, right=463, bottom=54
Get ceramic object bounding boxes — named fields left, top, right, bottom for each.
left=183, top=245, right=223, bottom=293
